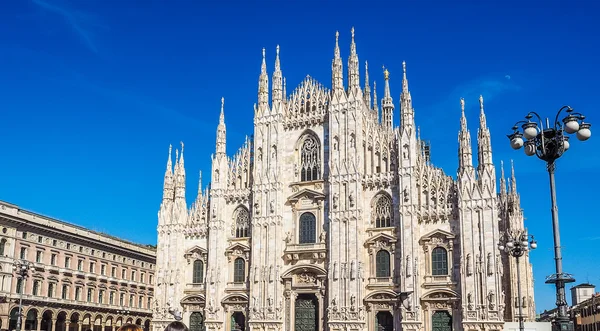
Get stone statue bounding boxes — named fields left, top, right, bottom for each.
left=319, top=231, right=326, bottom=243
left=467, top=292, right=474, bottom=310
left=284, top=232, right=292, bottom=244
left=406, top=255, right=412, bottom=277
left=467, top=254, right=473, bottom=276
left=254, top=202, right=260, bottom=215
left=271, top=146, right=277, bottom=160
left=350, top=260, right=357, bottom=280
left=488, top=291, right=496, bottom=310
left=350, top=294, right=356, bottom=308
left=349, top=192, right=355, bottom=207
left=333, top=262, right=338, bottom=280
left=500, top=290, right=505, bottom=304
left=269, top=200, right=275, bottom=213
left=487, top=253, right=493, bottom=275
left=332, top=193, right=339, bottom=209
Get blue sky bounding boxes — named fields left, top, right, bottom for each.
left=0, top=0, right=598, bottom=313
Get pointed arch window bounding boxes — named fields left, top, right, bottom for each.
left=376, top=250, right=391, bottom=278
left=192, top=260, right=204, bottom=283
left=298, top=212, right=316, bottom=244
left=233, top=258, right=245, bottom=283
left=432, top=247, right=448, bottom=276
left=234, top=207, right=250, bottom=238
left=373, top=194, right=393, bottom=228
left=299, top=134, right=321, bottom=182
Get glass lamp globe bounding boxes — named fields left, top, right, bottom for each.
left=530, top=241, right=538, bottom=249
left=498, top=244, right=505, bottom=251
left=12, top=265, right=17, bottom=271
left=522, top=240, right=529, bottom=247
left=563, top=136, right=570, bottom=151
left=524, top=141, right=537, bottom=156
left=506, top=241, right=514, bottom=248
left=563, top=116, right=580, bottom=134
left=522, top=122, right=539, bottom=140
left=511, top=136, right=524, bottom=150
left=577, top=123, right=592, bottom=141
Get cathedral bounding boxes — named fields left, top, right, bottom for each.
left=152, top=28, right=536, bottom=331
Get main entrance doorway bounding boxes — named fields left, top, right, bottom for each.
left=189, top=312, right=205, bottom=331
left=431, top=311, right=452, bottom=331
left=230, top=312, right=245, bottom=331
left=294, top=293, right=318, bottom=331
left=375, top=311, right=393, bottom=331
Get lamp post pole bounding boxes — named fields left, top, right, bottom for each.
left=507, top=106, right=592, bottom=331
left=499, top=230, right=537, bottom=331
left=12, top=259, right=35, bottom=331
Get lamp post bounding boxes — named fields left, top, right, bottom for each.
left=12, top=259, right=35, bottom=331
left=498, top=230, right=537, bottom=331
left=507, top=106, right=592, bottom=331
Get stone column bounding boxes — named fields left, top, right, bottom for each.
left=50, top=318, right=56, bottom=331
left=36, top=317, right=42, bottom=331
left=315, top=292, right=323, bottom=331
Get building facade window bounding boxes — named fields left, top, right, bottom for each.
left=22, top=232, right=27, bottom=239
left=87, top=288, right=93, bottom=302
left=131, top=270, right=136, bottom=281
left=141, top=273, right=145, bottom=283
left=299, top=212, right=316, bottom=244
left=35, top=251, right=42, bottom=263
left=65, top=256, right=71, bottom=268
left=233, top=258, right=245, bottom=283
left=375, top=250, right=391, bottom=278
left=51, top=254, right=57, bottom=266
left=37, top=236, right=43, bottom=243
left=99, top=290, right=104, bottom=303
left=48, top=283, right=55, bottom=298
left=101, top=265, right=106, bottom=275
left=373, top=193, right=394, bottom=228
left=192, top=260, right=204, bottom=283
left=120, top=293, right=125, bottom=306
left=0, top=239, right=6, bottom=256
left=33, top=280, right=40, bottom=296
left=77, top=260, right=83, bottom=271
left=138, top=296, right=143, bottom=308
left=75, top=287, right=82, bottom=301
left=234, top=207, right=250, bottom=238
left=121, top=269, right=126, bottom=279
left=20, top=247, right=26, bottom=259
left=129, top=294, right=134, bottom=307
left=16, top=278, right=23, bottom=294
left=112, top=266, right=117, bottom=277
left=110, top=292, right=115, bottom=305
left=431, top=247, right=449, bottom=276
left=299, top=134, right=321, bottom=182
left=62, top=285, right=68, bottom=299
left=89, top=262, right=95, bottom=273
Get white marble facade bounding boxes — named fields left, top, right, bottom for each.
left=152, top=29, right=535, bottom=331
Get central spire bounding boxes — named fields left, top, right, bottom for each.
left=216, top=97, right=226, bottom=155
left=257, top=48, right=269, bottom=116
left=458, top=98, right=474, bottom=176
left=348, top=27, right=360, bottom=92
left=272, top=45, right=283, bottom=109
left=381, top=66, right=394, bottom=130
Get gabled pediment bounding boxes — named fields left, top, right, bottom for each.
left=185, top=245, right=208, bottom=255
left=86, top=282, right=96, bottom=287
left=47, top=275, right=59, bottom=282
left=225, top=242, right=250, bottom=254
left=419, top=228, right=455, bottom=244
left=109, top=285, right=118, bottom=290
left=75, top=280, right=85, bottom=286
left=61, top=278, right=72, bottom=284
left=364, top=233, right=397, bottom=247
left=287, top=188, right=325, bottom=203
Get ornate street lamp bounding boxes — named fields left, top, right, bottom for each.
left=12, top=259, right=35, bottom=331
left=498, top=230, right=537, bottom=331
left=507, top=106, right=591, bottom=331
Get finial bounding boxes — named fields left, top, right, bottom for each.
left=351, top=27, right=355, bottom=40
left=276, top=45, right=280, bottom=56
left=365, top=60, right=368, bottom=70
left=403, top=61, right=406, bottom=74
left=262, top=47, right=266, bottom=59
left=168, top=144, right=172, bottom=156
left=479, top=95, right=484, bottom=110
left=382, top=65, right=389, bottom=80
left=221, top=97, right=225, bottom=110
left=335, top=30, right=339, bottom=42
left=460, top=98, right=465, bottom=112
left=180, top=141, right=184, bottom=154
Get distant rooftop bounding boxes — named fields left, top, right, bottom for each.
left=572, top=283, right=596, bottom=289
left=0, top=200, right=156, bottom=252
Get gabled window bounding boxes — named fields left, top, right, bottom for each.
left=192, top=260, right=204, bottom=283
left=432, top=247, right=448, bottom=276
left=233, top=258, right=245, bottom=283
left=234, top=207, right=250, bottom=238
left=299, top=212, right=316, bottom=244
left=376, top=250, right=391, bottom=278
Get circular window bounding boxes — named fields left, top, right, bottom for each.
left=2, top=228, right=6, bottom=234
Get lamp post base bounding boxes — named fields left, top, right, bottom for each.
left=552, top=318, right=574, bottom=331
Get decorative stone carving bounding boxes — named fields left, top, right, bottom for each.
left=467, top=253, right=473, bottom=276
left=467, top=292, right=474, bottom=310
left=297, top=272, right=317, bottom=284
left=319, top=231, right=326, bottom=243
left=488, top=291, right=496, bottom=310
left=487, top=252, right=493, bottom=275
left=333, top=193, right=339, bottom=209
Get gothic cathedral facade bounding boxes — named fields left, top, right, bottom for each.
left=152, top=29, right=536, bottom=331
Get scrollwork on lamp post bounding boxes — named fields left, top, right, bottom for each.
left=507, top=105, right=591, bottom=331
left=498, top=231, right=537, bottom=331
left=12, top=259, right=36, bottom=331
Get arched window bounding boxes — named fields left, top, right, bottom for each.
left=298, top=212, right=316, bottom=244
left=299, top=134, right=321, bottom=182
left=376, top=250, right=391, bottom=278
left=192, top=260, right=204, bottom=283
left=432, top=247, right=448, bottom=276
left=0, top=239, right=5, bottom=256
left=234, top=207, right=250, bottom=238
left=373, top=194, right=393, bottom=228
left=233, top=258, right=245, bottom=283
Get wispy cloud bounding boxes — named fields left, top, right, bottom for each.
left=31, top=0, right=104, bottom=53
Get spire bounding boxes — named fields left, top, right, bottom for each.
left=283, top=77, right=287, bottom=101
left=458, top=98, right=474, bottom=175
left=331, top=31, right=344, bottom=92
left=272, top=45, right=283, bottom=107
left=162, top=144, right=174, bottom=201
left=477, top=95, right=494, bottom=168
left=175, top=141, right=186, bottom=199
left=373, top=81, right=379, bottom=118
left=348, top=27, right=360, bottom=91
left=381, top=66, right=394, bottom=130
left=197, top=170, right=203, bottom=196
left=364, top=61, right=371, bottom=108
left=400, top=61, right=415, bottom=130
left=216, top=97, right=227, bottom=155
left=257, top=48, right=269, bottom=115
left=510, top=159, right=517, bottom=193
left=500, top=161, right=507, bottom=195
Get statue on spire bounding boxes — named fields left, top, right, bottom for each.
left=383, top=66, right=389, bottom=80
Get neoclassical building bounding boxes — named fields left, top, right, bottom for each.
left=153, top=28, right=535, bottom=331
left=0, top=201, right=156, bottom=331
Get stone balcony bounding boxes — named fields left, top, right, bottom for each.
left=225, top=281, right=247, bottom=293
left=284, top=242, right=326, bottom=263
left=184, top=283, right=205, bottom=294
left=423, top=274, right=455, bottom=289
left=367, top=276, right=394, bottom=290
